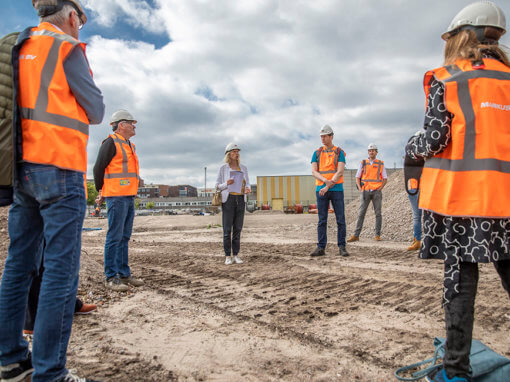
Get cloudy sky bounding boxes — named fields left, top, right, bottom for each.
left=3, top=0, right=510, bottom=188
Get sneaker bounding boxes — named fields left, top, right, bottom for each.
left=375, top=235, right=382, bottom=241
left=76, top=303, right=97, bottom=315
left=310, top=247, right=325, bottom=257
left=407, top=238, right=421, bottom=251
left=105, top=277, right=129, bottom=292
left=338, top=246, right=349, bottom=257
left=233, top=255, right=243, bottom=264
left=346, top=235, right=359, bottom=242
left=119, top=276, right=144, bottom=287
left=59, top=370, right=102, bottom=382
left=225, top=256, right=233, bottom=265
left=0, top=353, right=33, bottom=382
left=426, top=368, right=468, bottom=382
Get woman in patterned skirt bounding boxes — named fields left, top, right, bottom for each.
left=405, top=2, right=510, bottom=381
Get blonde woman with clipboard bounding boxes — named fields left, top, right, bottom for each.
left=215, top=143, right=251, bottom=265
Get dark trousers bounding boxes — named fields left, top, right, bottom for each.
left=316, top=190, right=346, bottom=248
left=24, top=258, right=82, bottom=332
left=444, top=260, right=510, bottom=378
left=222, top=194, right=245, bottom=256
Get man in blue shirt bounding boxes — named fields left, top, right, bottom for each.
left=310, top=125, right=349, bottom=257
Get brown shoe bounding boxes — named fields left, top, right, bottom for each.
left=375, top=236, right=382, bottom=241
left=76, top=303, right=98, bottom=315
left=407, top=238, right=421, bottom=251
left=120, top=276, right=144, bottom=287
left=346, top=235, right=359, bottom=243
left=23, top=330, right=33, bottom=335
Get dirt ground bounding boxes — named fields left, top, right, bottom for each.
left=0, top=175, right=509, bottom=381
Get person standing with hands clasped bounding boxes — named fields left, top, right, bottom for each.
left=216, top=143, right=251, bottom=265
left=310, top=125, right=349, bottom=257
left=406, top=2, right=510, bottom=381
left=94, top=110, right=143, bottom=292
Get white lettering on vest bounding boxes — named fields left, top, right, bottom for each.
left=20, top=54, right=37, bottom=60
left=480, top=102, right=510, bottom=111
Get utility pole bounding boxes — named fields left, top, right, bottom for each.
left=204, top=166, right=207, bottom=197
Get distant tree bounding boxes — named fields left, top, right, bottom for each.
left=86, top=182, right=98, bottom=205
left=135, top=198, right=140, bottom=209
left=146, top=201, right=155, bottom=210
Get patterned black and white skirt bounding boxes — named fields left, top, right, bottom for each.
left=419, top=211, right=510, bottom=305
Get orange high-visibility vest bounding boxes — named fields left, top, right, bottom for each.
left=360, top=159, right=384, bottom=190
left=315, top=146, right=344, bottom=186
left=407, top=178, right=419, bottom=190
left=419, top=58, right=510, bottom=218
left=18, top=23, right=90, bottom=173
left=102, top=133, right=140, bottom=197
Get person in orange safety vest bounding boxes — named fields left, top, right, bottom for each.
left=0, top=1, right=104, bottom=382
left=94, top=109, right=143, bottom=292
left=347, top=143, right=387, bottom=242
left=404, top=2, right=510, bottom=381
left=310, top=124, right=349, bottom=257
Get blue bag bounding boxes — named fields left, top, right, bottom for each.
left=394, top=337, right=510, bottom=381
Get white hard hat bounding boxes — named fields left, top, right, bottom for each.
left=320, top=124, right=334, bottom=135
left=32, top=0, right=87, bottom=26
left=367, top=143, right=378, bottom=150
left=442, top=1, right=506, bottom=41
left=225, top=143, right=240, bottom=154
left=110, top=109, right=137, bottom=125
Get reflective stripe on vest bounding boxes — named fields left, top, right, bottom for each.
left=315, top=146, right=344, bottom=186
left=19, top=23, right=89, bottom=172
left=420, top=58, right=510, bottom=217
left=102, top=133, right=140, bottom=197
left=361, top=159, right=384, bottom=190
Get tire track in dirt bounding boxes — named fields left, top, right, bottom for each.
left=130, top=256, right=442, bottom=370
left=133, top=239, right=508, bottom=355
left=135, top=247, right=442, bottom=318
left=71, top=220, right=510, bottom=379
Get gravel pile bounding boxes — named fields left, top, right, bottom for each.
left=342, top=170, right=415, bottom=243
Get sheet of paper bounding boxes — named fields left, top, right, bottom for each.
left=228, top=171, right=244, bottom=193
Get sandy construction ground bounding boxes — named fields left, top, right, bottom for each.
left=0, top=182, right=509, bottom=381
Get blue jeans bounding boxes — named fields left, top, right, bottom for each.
left=222, top=194, right=245, bottom=256
left=316, top=190, right=346, bottom=248
left=0, top=163, right=86, bottom=382
left=407, top=189, right=422, bottom=240
left=104, top=196, right=135, bottom=279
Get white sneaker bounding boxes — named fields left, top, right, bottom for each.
left=233, top=255, right=243, bottom=264
left=225, top=257, right=233, bottom=265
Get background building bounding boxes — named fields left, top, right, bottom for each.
left=198, top=188, right=215, bottom=198
left=138, top=185, right=160, bottom=199
left=138, top=196, right=212, bottom=210
left=257, top=169, right=399, bottom=210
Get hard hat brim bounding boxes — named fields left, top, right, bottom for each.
left=110, top=119, right=137, bottom=125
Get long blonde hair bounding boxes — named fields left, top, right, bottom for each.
left=224, top=151, right=240, bottom=167
left=444, top=27, right=510, bottom=66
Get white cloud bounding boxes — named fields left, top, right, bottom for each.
left=82, top=0, right=166, bottom=34
left=81, top=0, right=510, bottom=187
